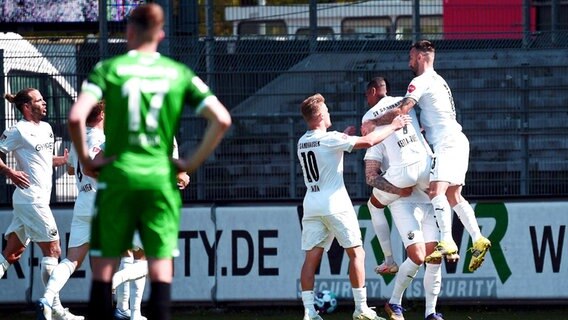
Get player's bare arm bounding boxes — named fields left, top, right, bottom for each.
left=364, top=159, right=412, bottom=196
left=0, top=154, right=30, bottom=188
left=399, top=97, right=417, bottom=114
left=363, top=97, right=417, bottom=130
left=353, top=114, right=411, bottom=149
left=52, top=148, right=69, bottom=167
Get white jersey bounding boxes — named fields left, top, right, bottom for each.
left=405, top=68, right=462, bottom=147
left=0, top=120, right=54, bottom=204
left=363, top=96, right=428, bottom=167
left=68, top=126, right=105, bottom=216
left=298, top=129, right=358, bottom=217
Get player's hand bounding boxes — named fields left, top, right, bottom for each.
left=6, top=169, right=30, bottom=189
left=343, top=125, right=357, bottom=136
left=391, top=114, right=412, bottom=130
left=177, top=172, right=190, bottom=190
left=82, top=152, right=114, bottom=178
left=398, top=186, right=413, bottom=197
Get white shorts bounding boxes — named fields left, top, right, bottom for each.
left=68, top=214, right=92, bottom=248
left=431, top=132, right=470, bottom=185
left=389, top=201, right=439, bottom=248
left=372, top=188, right=401, bottom=206
left=383, top=158, right=431, bottom=189
left=301, top=210, right=362, bottom=251
left=73, top=191, right=96, bottom=217
left=372, top=158, right=431, bottom=206
left=68, top=221, right=143, bottom=251
left=5, top=203, right=59, bottom=243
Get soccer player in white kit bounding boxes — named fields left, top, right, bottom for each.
left=361, top=77, right=432, bottom=275
left=37, top=101, right=105, bottom=320
left=367, top=40, right=491, bottom=271
left=0, top=88, right=82, bottom=320
left=297, top=93, right=410, bottom=320
left=365, top=142, right=445, bottom=320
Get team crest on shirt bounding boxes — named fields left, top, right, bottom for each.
left=407, top=231, right=415, bottom=240
left=49, top=228, right=58, bottom=237
left=407, top=84, right=416, bottom=93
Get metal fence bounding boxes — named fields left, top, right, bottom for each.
left=0, top=0, right=567, bottom=204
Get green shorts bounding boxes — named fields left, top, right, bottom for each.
left=90, top=186, right=181, bottom=259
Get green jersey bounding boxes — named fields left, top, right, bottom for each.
left=82, top=50, right=213, bottom=189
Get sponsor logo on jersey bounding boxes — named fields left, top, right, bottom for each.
left=407, top=231, right=415, bottom=240
left=407, top=84, right=416, bottom=93
left=35, top=141, right=54, bottom=152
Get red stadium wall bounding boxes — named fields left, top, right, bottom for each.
left=443, top=0, right=536, bottom=39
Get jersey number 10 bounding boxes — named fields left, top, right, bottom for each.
left=300, top=151, right=320, bottom=183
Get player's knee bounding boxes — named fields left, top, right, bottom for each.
left=44, top=243, right=62, bottom=258
left=347, top=246, right=365, bottom=262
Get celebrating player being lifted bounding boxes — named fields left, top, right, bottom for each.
left=297, top=93, right=410, bottom=320
left=364, top=40, right=491, bottom=270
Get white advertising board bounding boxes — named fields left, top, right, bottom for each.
left=0, top=201, right=567, bottom=304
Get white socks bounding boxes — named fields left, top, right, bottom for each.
left=0, top=254, right=9, bottom=278
left=301, top=290, right=318, bottom=316
left=368, top=200, right=393, bottom=261
left=44, top=258, right=76, bottom=305
left=114, top=257, right=148, bottom=314
left=112, top=257, right=148, bottom=290
left=431, top=194, right=454, bottom=243
left=130, top=260, right=148, bottom=316
left=352, top=287, right=369, bottom=311
left=115, top=257, right=133, bottom=311
left=41, top=256, right=64, bottom=312
left=424, top=263, right=442, bottom=318
left=453, top=201, right=482, bottom=242
left=389, top=258, right=420, bottom=305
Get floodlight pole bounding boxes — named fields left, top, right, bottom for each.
left=99, top=0, right=109, bottom=60
left=412, top=0, right=421, bottom=42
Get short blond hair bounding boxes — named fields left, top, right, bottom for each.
left=300, top=93, right=325, bottom=122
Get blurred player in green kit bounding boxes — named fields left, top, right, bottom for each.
left=68, top=3, right=231, bottom=319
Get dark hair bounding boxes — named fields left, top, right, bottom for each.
left=86, top=100, right=105, bottom=125
left=411, top=39, right=435, bottom=54
left=4, top=88, right=37, bottom=113
left=367, top=77, right=390, bottom=93
left=301, top=93, right=325, bottom=122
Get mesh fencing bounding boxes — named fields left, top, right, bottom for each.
left=0, top=1, right=567, bottom=203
